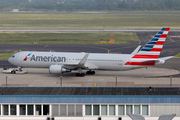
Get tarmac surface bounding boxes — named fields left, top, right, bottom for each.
left=0, top=30, right=180, bottom=87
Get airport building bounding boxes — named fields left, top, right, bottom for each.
left=0, top=87, right=179, bottom=120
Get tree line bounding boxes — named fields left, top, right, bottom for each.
left=0, top=0, right=180, bottom=11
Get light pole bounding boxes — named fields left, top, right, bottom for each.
left=6, top=76, right=7, bottom=87
left=115, top=76, right=117, bottom=86
left=60, top=76, right=63, bottom=86
left=170, top=76, right=172, bottom=87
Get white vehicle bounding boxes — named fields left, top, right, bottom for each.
left=3, top=67, right=16, bottom=74
left=3, top=67, right=28, bottom=74
left=8, top=28, right=173, bottom=77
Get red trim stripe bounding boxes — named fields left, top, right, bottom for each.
left=23, top=56, right=27, bottom=61
left=132, top=55, right=159, bottom=59
left=150, top=48, right=162, bottom=52
left=160, top=34, right=167, bottom=38
left=125, top=61, right=155, bottom=66
left=155, top=41, right=164, bottom=45
left=165, top=28, right=170, bottom=31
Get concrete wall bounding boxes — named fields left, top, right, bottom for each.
left=0, top=116, right=179, bottom=120
left=150, top=104, right=180, bottom=117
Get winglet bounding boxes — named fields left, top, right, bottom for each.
left=131, top=45, right=141, bottom=55
left=78, top=54, right=89, bottom=66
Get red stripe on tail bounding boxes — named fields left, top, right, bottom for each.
left=150, top=48, right=162, bottom=52
left=165, top=28, right=170, bottom=31
left=160, top=34, right=167, bottom=38
left=155, top=41, right=164, bottom=45
left=132, top=55, right=159, bottom=59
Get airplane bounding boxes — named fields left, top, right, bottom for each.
left=8, top=28, right=173, bottom=77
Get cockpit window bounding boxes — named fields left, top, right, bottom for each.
left=12, top=55, right=15, bottom=58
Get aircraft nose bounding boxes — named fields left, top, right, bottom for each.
left=8, top=57, right=13, bottom=64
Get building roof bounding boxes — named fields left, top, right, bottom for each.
left=0, top=87, right=179, bottom=95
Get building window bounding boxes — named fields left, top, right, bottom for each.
left=10, top=105, right=16, bottom=115
left=52, top=104, right=59, bottom=116
left=60, top=105, right=66, bottom=116
left=68, top=105, right=74, bottom=116
left=2, top=105, right=8, bottom=115
left=142, top=105, right=148, bottom=116
left=76, top=105, right=82, bottom=116
left=19, top=105, right=26, bottom=115
left=43, top=105, right=49, bottom=115
left=118, top=105, right=125, bottom=115
left=35, top=105, right=41, bottom=115
left=85, top=105, right=91, bottom=115
left=93, top=105, right=99, bottom=115
left=27, top=105, right=34, bottom=115
left=126, top=105, right=132, bottom=115
left=109, top=105, right=115, bottom=115
left=134, top=105, right=140, bottom=114
left=101, top=105, right=107, bottom=115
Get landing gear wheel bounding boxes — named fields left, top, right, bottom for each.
left=76, top=73, right=85, bottom=77
left=11, top=70, right=16, bottom=74
left=86, top=70, right=95, bottom=75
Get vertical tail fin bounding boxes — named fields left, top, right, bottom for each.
left=132, top=28, right=170, bottom=59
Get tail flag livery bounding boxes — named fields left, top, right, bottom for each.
left=125, top=28, right=171, bottom=66
left=132, top=28, right=170, bottom=59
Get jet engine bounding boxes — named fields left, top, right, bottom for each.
left=49, top=65, right=71, bottom=74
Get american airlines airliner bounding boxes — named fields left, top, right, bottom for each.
left=8, top=28, right=173, bottom=77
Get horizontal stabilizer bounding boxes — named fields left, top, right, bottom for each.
left=159, top=56, right=174, bottom=61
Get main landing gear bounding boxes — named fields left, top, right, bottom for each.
left=86, top=70, right=95, bottom=75
left=76, top=73, right=85, bottom=77
left=76, top=70, right=95, bottom=77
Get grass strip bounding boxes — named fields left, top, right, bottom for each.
left=0, top=11, right=179, bottom=28
left=0, top=51, right=18, bottom=59
left=0, top=31, right=139, bottom=44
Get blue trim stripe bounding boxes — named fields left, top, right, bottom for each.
left=27, top=53, right=32, bottom=56
left=145, top=45, right=154, bottom=48
left=157, top=31, right=163, bottom=34
left=140, top=49, right=151, bottom=51
left=150, top=38, right=159, bottom=41
left=148, top=42, right=156, bottom=44
left=155, top=35, right=161, bottom=38
left=161, top=28, right=166, bottom=30
left=0, top=95, right=179, bottom=103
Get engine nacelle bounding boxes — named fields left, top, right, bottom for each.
left=49, top=65, right=70, bottom=74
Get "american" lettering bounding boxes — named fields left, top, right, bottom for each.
left=30, top=55, right=66, bottom=62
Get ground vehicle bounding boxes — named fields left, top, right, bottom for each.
left=3, top=67, right=27, bottom=74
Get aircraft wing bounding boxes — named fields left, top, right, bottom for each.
left=62, top=53, right=98, bottom=70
